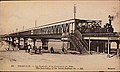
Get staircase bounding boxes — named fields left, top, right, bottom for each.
left=69, top=29, right=89, bottom=54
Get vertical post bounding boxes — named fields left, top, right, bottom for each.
left=74, top=4, right=76, bottom=19
left=71, top=23, right=73, bottom=33
left=12, top=37, right=14, bottom=45
left=72, top=22, right=75, bottom=33
left=24, top=38, right=27, bottom=49
left=89, top=37, right=91, bottom=53
left=11, top=37, right=15, bottom=51
left=8, top=37, right=11, bottom=50
left=18, top=37, right=20, bottom=49
left=117, top=42, right=119, bottom=57
left=33, top=39, right=36, bottom=47
left=107, top=37, right=110, bottom=57
left=8, top=37, right=11, bottom=44
left=109, top=42, right=111, bottom=54
left=97, top=46, right=99, bottom=53
left=103, top=42, right=105, bottom=53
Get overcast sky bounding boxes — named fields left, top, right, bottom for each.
left=0, top=1, right=120, bottom=35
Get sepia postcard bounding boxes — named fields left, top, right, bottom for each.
left=0, top=0, right=120, bottom=71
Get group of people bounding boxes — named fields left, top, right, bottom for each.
left=25, top=44, right=66, bottom=54
left=25, top=44, right=42, bottom=54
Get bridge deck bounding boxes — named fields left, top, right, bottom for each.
left=84, top=36, right=120, bottom=41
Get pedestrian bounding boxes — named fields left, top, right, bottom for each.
left=38, top=46, right=42, bottom=54
left=79, top=48, right=82, bottom=55
left=27, top=44, right=31, bottom=53
left=50, top=47, right=54, bottom=54
left=62, top=47, right=65, bottom=54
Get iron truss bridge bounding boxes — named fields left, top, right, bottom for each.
left=1, top=18, right=120, bottom=56
left=2, top=19, right=120, bottom=39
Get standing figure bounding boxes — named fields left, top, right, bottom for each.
left=27, top=44, right=31, bottom=53
left=79, top=48, right=82, bottom=55
left=62, top=47, right=65, bottom=54
left=33, top=46, right=37, bottom=54
left=38, top=46, right=42, bottom=54
left=50, top=47, right=54, bottom=54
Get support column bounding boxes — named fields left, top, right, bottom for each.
left=8, top=37, right=11, bottom=50
left=41, top=39, right=48, bottom=50
left=18, top=37, right=20, bottom=48
left=11, top=37, right=15, bottom=51
left=89, top=37, right=91, bottom=54
left=102, top=41, right=105, bottom=53
left=33, top=39, right=36, bottom=48
left=107, top=37, right=110, bottom=57
left=116, top=42, right=119, bottom=57
left=11, top=37, right=14, bottom=45
left=109, top=42, right=111, bottom=54
left=12, top=37, right=16, bottom=47
left=6, top=37, right=10, bottom=42
left=23, top=38, right=27, bottom=50
left=97, top=46, right=99, bottom=53
left=8, top=37, right=11, bottom=45
left=96, top=41, right=99, bottom=52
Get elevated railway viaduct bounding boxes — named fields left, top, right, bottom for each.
left=2, top=18, right=120, bottom=56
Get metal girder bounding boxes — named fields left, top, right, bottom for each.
left=2, top=18, right=120, bottom=42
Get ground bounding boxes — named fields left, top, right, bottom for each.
left=0, top=41, right=120, bottom=71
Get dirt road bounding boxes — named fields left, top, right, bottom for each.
left=0, top=41, right=120, bottom=71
